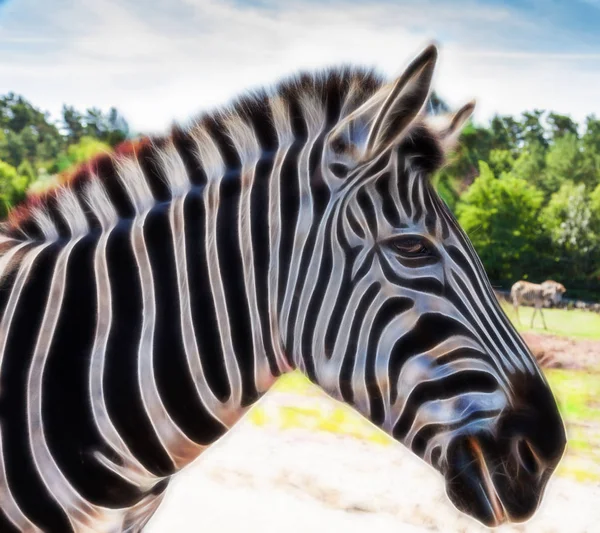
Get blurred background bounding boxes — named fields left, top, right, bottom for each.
left=1, top=0, right=599, bottom=531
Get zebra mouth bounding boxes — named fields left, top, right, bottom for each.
left=467, top=437, right=507, bottom=526
left=444, top=435, right=508, bottom=527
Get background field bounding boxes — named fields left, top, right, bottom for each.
left=501, top=302, right=600, bottom=339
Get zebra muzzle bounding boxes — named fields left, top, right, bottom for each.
left=443, top=435, right=507, bottom=527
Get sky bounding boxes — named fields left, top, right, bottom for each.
left=1, top=0, right=600, bottom=134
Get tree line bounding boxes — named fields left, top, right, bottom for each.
left=0, top=92, right=599, bottom=300
left=436, top=106, right=600, bottom=300
left=0, top=92, right=129, bottom=216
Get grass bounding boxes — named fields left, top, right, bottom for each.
left=500, top=302, right=600, bottom=340
left=248, top=369, right=600, bottom=483
left=545, top=369, right=600, bottom=483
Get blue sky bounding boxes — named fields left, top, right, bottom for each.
left=1, top=0, right=600, bottom=133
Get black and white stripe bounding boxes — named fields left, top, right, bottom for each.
left=0, top=45, right=565, bottom=531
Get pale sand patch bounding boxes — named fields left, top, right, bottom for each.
left=146, top=391, right=600, bottom=533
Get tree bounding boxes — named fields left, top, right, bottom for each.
left=542, top=133, right=583, bottom=194
left=489, top=115, right=522, bottom=154
left=591, top=183, right=600, bottom=234
left=580, top=115, right=600, bottom=189
left=511, top=141, right=546, bottom=188
left=0, top=160, right=28, bottom=218
left=62, top=105, right=85, bottom=143
left=541, top=182, right=599, bottom=283
left=0, top=131, right=26, bottom=168
left=455, top=161, right=546, bottom=282
left=17, top=160, right=35, bottom=184
left=542, top=182, right=595, bottom=252
left=520, top=110, right=547, bottom=149
left=547, top=112, right=578, bottom=140
left=488, top=149, right=514, bottom=177
left=104, top=107, right=129, bottom=146
left=66, top=136, right=111, bottom=166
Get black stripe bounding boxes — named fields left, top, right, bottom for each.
left=339, top=283, right=379, bottom=405
left=43, top=234, right=142, bottom=506
left=0, top=243, right=72, bottom=532
left=216, top=176, right=256, bottom=405
left=277, top=142, right=301, bottom=313
left=184, top=191, right=231, bottom=403
left=251, top=156, right=280, bottom=376
left=145, top=201, right=226, bottom=444
left=103, top=220, right=174, bottom=476
left=365, top=296, right=412, bottom=426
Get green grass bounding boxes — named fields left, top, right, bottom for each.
left=545, top=369, right=600, bottom=482
left=500, top=302, right=600, bottom=339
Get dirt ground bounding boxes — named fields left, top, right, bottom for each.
left=521, top=332, right=600, bottom=370
left=146, top=389, right=600, bottom=533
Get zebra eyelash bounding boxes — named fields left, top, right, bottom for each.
left=388, top=235, right=436, bottom=260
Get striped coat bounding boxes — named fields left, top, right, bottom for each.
left=0, top=45, right=565, bottom=532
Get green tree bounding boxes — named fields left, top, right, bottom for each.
left=66, top=136, right=111, bottom=165
left=542, top=182, right=595, bottom=253
left=547, top=112, right=578, bottom=140
left=62, top=105, right=85, bottom=143
left=488, top=149, right=514, bottom=177
left=0, top=160, right=28, bottom=218
left=17, top=159, right=35, bottom=184
left=541, top=182, right=599, bottom=284
left=511, top=141, right=547, bottom=188
left=542, top=133, right=583, bottom=194
left=489, top=115, right=522, bottom=154
left=581, top=115, right=600, bottom=189
left=520, top=110, right=548, bottom=149
left=455, top=161, right=546, bottom=282
left=0, top=131, right=26, bottom=168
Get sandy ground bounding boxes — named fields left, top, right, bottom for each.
left=522, top=332, right=600, bottom=371
left=146, top=390, right=600, bottom=533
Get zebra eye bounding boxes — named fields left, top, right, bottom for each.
left=391, top=236, right=432, bottom=258
left=329, top=163, right=350, bottom=178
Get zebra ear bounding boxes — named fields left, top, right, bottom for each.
left=366, top=44, right=438, bottom=156
left=326, top=44, right=438, bottom=169
left=429, top=100, right=476, bottom=152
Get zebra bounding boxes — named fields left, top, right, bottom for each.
left=0, top=45, right=565, bottom=532
left=511, top=280, right=566, bottom=329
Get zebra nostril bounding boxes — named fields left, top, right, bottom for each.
left=516, top=438, right=541, bottom=476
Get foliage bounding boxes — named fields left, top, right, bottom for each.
left=0, top=160, right=29, bottom=218
left=440, top=107, right=600, bottom=301
left=66, top=136, right=111, bottom=166
left=0, top=92, right=129, bottom=190
left=456, top=162, right=545, bottom=281
left=542, top=182, right=596, bottom=254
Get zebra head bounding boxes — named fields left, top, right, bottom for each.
left=541, top=280, right=566, bottom=306
left=299, top=45, right=566, bottom=527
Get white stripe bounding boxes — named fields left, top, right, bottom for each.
left=226, top=118, right=274, bottom=393
left=279, top=96, right=326, bottom=341
left=130, top=211, right=203, bottom=469
left=168, top=195, right=238, bottom=427
left=26, top=234, right=112, bottom=530
left=0, top=244, right=50, bottom=531
left=84, top=180, right=158, bottom=490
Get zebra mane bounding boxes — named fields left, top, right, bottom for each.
left=3, top=67, right=384, bottom=243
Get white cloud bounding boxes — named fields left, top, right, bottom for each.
left=1, top=0, right=600, bottom=134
